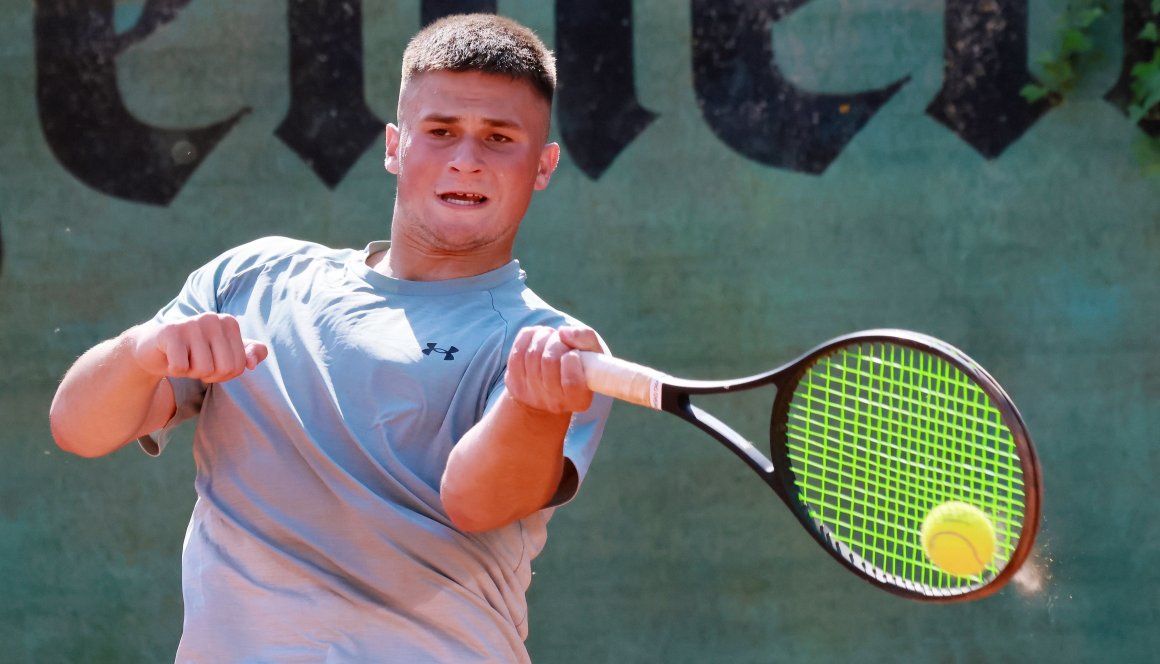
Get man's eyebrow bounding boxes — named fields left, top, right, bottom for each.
left=420, top=114, right=523, bottom=130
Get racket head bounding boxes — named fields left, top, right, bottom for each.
left=768, top=330, right=1042, bottom=601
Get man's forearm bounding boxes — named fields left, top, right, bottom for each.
left=440, top=392, right=571, bottom=532
left=50, top=328, right=172, bottom=458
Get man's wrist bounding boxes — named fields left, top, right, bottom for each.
left=119, top=323, right=167, bottom=380
left=502, top=390, right=570, bottom=420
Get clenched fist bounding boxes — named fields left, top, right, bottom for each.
left=132, top=313, right=268, bottom=383
left=504, top=325, right=603, bottom=414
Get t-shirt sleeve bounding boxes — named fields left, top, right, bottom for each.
left=482, top=338, right=614, bottom=508
left=548, top=390, right=613, bottom=507
left=553, top=331, right=614, bottom=505
left=135, top=236, right=307, bottom=456
left=137, top=377, right=206, bottom=457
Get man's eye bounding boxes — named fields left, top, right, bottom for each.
left=489, top=134, right=512, bottom=143
left=429, top=128, right=450, bottom=137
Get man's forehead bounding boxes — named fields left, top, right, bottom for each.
left=402, top=69, right=542, bottom=93
left=398, top=70, right=550, bottom=121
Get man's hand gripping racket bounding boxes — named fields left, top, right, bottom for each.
left=579, top=329, right=1042, bottom=601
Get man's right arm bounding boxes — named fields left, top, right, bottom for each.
left=49, top=313, right=268, bottom=458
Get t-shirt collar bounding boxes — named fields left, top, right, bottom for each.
left=350, top=241, right=524, bottom=295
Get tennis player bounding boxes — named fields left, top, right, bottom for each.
left=49, top=14, right=611, bottom=662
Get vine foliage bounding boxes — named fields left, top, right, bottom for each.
left=1022, top=0, right=1160, bottom=173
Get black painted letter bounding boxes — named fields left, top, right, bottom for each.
left=35, top=0, right=247, bottom=206
left=556, top=0, right=658, bottom=178
left=276, top=0, right=383, bottom=188
left=692, top=0, right=907, bottom=175
left=926, top=0, right=1051, bottom=157
left=1103, top=0, right=1160, bottom=136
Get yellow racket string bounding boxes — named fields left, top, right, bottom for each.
left=784, top=343, right=1026, bottom=592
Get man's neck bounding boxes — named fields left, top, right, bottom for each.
left=367, top=239, right=512, bottom=282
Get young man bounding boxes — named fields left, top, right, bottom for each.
left=50, top=14, right=611, bottom=663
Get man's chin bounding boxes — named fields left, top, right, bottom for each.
left=395, top=211, right=516, bottom=256
left=424, top=229, right=507, bottom=255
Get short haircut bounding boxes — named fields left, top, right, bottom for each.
left=401, top=14, right=556, bottom=104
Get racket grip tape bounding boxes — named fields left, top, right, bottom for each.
left=578, top=352, right=667, bottom=410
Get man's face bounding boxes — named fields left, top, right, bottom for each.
left=385, top=70, right=559, bottom=256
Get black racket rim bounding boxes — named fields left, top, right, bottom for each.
left=768, top=329, right=1042, bottom=602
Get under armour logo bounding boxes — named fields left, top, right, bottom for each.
left=422, top=342, right=459, bottom=360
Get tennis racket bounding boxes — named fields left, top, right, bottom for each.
left=579, top=329, right=1042, bottom=602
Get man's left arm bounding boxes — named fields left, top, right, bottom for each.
left=440, top=325, right=603, bottom=533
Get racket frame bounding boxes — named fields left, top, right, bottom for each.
left=588, top=329, right=1042, bottom=602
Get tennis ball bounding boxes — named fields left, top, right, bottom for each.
left=920, top=501, right=995, bottom=577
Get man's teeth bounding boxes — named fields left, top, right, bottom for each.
left=441, top=192, right=486, bottom=205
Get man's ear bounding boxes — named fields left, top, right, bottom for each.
left=384, top=124, right=401, bottom=174
left=534, top=142, right=561, bottom=190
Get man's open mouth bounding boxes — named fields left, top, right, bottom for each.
left=439, top=192, right=488, bottom=206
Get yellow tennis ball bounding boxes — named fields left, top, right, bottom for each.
left=920, top=501, right=996, bottom=577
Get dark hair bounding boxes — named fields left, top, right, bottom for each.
left=401, top=14, right=556, bottom=104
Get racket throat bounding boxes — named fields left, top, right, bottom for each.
left=680, top=402, right=777, bottom=484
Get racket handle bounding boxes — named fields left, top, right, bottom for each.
left=578, top=351, right=668, bottom=410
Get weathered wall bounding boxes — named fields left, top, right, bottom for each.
left=2, top=1, right=1157, bottom=661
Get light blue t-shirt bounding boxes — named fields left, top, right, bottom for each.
left=142, top=237, right=611, bottom=663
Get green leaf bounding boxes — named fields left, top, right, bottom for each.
left=1132, top=136, right=1160, bottom=174
left=1153, top=0, right=1160, bottom=15
left=1020, top=84, right=1050, bottom=102
left=1130, top=104, right=1147, bottom=123
left=1128, top=73, right=1160, bottom=121
left=1130, top=59, right=1160, bottom=91
left=1075, top=7, right=1105, bottom=28
left=1140, top=22, right=1160, bottom=42
left=1137, top=87, right=1160, bottom=111
left=1034, top=51, right=1057, bottom=67
left=1043, top=59, right=1076, bottom=86
left=1061, top=28, right=1093, bottom=55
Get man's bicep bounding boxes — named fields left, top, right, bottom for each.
left=136, top=378, right=177, bottom=440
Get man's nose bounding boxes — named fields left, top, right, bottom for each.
left=448, top=139, right=484, bottom=173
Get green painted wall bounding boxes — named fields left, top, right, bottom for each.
left=2, top=1, right=1158, bottom=661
